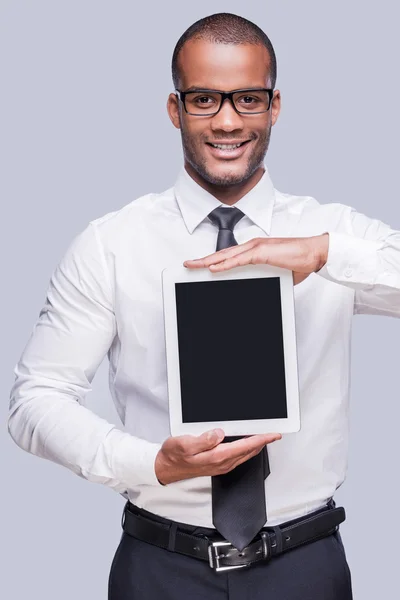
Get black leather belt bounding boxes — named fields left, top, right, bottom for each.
left=121, top=500, right=346, bottom=572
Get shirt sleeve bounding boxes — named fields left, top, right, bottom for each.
left=316, top=205, right=400, bottom=317
left=8, top=222, right=163, bottom=490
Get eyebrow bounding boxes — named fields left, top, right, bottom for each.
left=184, top=86, right=217, bottom=92
left=182, top=86, right=265, bottom=93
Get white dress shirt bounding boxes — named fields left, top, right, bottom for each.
left=8, top=164, right=400, bottom=527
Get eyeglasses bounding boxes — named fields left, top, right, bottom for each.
left=175, top=88, right=274, bottom=116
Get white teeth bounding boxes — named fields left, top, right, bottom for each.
left=211, top=143, right=243, bottom=150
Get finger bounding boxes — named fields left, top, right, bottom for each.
left=222, top=434, right=282, bottom=459
left=183, top=239, right=259, bottom=269
left=226, top=444, right=266, bottom=472
left=177, top=428, right=225, bottom=455
left=194, top=433, right=281, bottom=465
left=208, top=246, right=266, bottom=272
left=215, top=434, right=282, bottom=474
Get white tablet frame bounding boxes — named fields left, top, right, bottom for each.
left=162, top=264, right=300, bottom=437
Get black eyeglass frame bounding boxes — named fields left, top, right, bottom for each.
left=175, top=88, right=274, bottom=116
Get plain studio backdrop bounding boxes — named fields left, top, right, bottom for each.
left=1, top=1, right=398, bottom=598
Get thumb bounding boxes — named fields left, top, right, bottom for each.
left=293, top=271, right=311, bottom=285
left=190, top=428, right=225, bottom=454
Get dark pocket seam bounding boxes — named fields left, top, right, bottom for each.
left=108, top=533, right=125, bottom=600
left=330, top=533, right=352, bottom=592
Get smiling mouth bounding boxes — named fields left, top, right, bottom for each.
left=206, top=140, right=251, bottom=150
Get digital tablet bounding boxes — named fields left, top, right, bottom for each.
left=161, top=264, right=300, bottom=437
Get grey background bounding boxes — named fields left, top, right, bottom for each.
left=1, top=1, right=398, bottom=598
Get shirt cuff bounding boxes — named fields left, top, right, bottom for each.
left=110, top=428, right=163, bottom=488
left=316, top=231, right=384, bottom=289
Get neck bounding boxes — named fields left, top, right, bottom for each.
left=184, top=162, right=265, bottom=206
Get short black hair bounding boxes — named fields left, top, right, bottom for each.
left=171, top=12, right=277, bottom=90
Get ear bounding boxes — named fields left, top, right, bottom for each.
left=271, top=89, right=281, bottom=126
left=167, top=93, right=181, bottom=129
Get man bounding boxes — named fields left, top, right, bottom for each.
left=8, top=11, right=400, bottom=599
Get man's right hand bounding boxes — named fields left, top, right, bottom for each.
left=154, top=429, right=282, bottom=485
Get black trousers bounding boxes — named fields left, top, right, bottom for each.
left=108, top=507, right=353, bottom=600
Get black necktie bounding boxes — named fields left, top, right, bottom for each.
left=208, top=206, right=270, bottom=552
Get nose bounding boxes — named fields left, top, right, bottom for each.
left=210, top=97, right=244, bottom=133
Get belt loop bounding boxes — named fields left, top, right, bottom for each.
left=259, top=531, right=271, bottom=560
left=168, top=522, right=178, bottom=551
left=271, top=526, right=283, bottom=554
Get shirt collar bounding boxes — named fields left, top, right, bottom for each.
left=174, top=163, right=276, bottom=235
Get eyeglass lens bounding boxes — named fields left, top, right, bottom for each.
left=184, top=90, right=271, bottom=115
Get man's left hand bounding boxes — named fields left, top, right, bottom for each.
left=183, top=233, right=329, bottom=285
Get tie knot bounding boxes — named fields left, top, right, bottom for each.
left=208, top=206, right=244, bottom=232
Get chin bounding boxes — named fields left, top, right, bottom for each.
left=203, top=163, right=252, bottom=187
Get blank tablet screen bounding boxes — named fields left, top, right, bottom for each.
left=175, top=277, right=288, bottom=423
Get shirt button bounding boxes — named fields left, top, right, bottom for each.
left=344, top=268, right=353, bottom=277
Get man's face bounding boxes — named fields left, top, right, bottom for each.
left=168, top=39, right=281, bottom=188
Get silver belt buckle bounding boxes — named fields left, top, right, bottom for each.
left=208, top=540, right=249, bottom=572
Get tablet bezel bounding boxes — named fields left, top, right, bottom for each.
left=162, top=264, right=300, bottom=436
